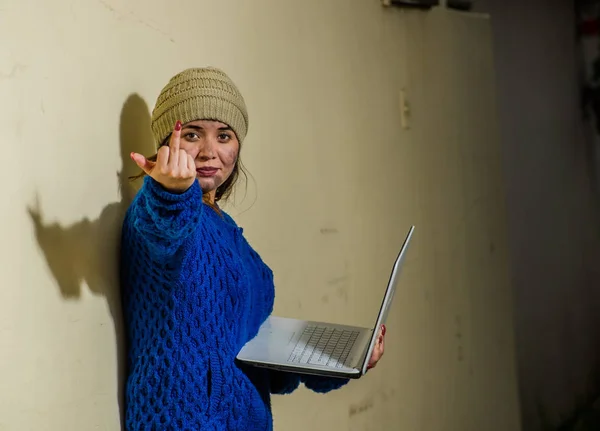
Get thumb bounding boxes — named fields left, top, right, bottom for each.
left=131, top=152, right=154, bottom=174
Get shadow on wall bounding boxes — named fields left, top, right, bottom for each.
left=25, top=94, right=155, bottom=428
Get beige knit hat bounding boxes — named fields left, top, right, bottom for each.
left=150, top=67, right=249, bottom=147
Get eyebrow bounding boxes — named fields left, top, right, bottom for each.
left=184, top=124, right=233, bottom=131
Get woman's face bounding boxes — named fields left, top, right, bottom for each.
left=178, top=120, right=240, bottom=200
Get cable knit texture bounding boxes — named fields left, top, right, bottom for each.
left=120, top=177, right=348, bottom=431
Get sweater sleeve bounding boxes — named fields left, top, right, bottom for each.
left=301, top=374, right=350, bottom=393
left=269, top=370, right=349, bottom=395
left=269, top=370, right=301, bottom=394
left=129, top=176, right=204, bottom=260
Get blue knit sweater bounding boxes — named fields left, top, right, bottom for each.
left=120, top=177, right=348, bottom=431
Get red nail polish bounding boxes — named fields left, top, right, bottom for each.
left=175, top=120, right=182, bottom=131
left=382, top=324, right=386, bottom=336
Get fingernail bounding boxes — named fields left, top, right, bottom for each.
left=130, top=152, right=135, bottom=159
left=382, top=324, right=386, bottom=336
left=175, top=120, right=182, bottom=131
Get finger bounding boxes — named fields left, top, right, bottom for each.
left=373, top=335, right=382, bottom=356
left=369, top=346, right=381, bottom=365
left=168, top=143, right=180, bottom=169
left=368, top=354, right=379, bottom=369
left=367, top=356, right=376, bottom=370
left=186, top=152, right=195, bottom=176
left=169, top=120, right=182, bottom=154
left=156, top=146, right=169, bottom=172
left=374, top=346, right=383, bottom=362
left=373, top=344, right=382, bottom=360
left=131, top=152, right=155, bottom=174
left=178, top=149, right=189, bottom=173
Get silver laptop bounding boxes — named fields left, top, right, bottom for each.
left=236, top=225, right=415, bottom=379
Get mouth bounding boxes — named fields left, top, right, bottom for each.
left=196, top=167, right=219, bottom=178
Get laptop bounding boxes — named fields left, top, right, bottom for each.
left=236, top=225, right=415, bottom=379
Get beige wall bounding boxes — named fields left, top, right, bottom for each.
left=0, top=2, right=519, bottom=430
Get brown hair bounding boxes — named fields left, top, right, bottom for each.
left=129, top=134, right=248, bottom=212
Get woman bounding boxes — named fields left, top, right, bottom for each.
left=121, top=67, right=386, bottom=430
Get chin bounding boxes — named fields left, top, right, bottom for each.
left=197, top=177, right=219, bottom=194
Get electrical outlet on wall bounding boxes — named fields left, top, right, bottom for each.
left=400, top=89, right=410, bottom=130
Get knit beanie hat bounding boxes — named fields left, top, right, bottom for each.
left=150, top=67, right=249, bottom=148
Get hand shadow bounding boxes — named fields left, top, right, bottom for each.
left=26, top=94, right=155, bottom=429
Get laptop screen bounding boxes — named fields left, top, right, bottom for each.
left=360, top=225, right=415, bottom=375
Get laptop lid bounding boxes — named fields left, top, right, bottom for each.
left=360, top=225, right=415, bottom=375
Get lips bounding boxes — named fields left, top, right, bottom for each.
left=196, top=167, right=219, bottom=177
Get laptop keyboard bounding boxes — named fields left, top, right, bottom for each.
left=287, top=325, right=360, bottom=368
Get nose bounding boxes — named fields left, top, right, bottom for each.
left=195, top=138, right=217, bottom=161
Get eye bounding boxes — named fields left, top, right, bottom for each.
left=184, top=132, right=199, bottom=141
left=218, top=133, right=233, bottom=143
